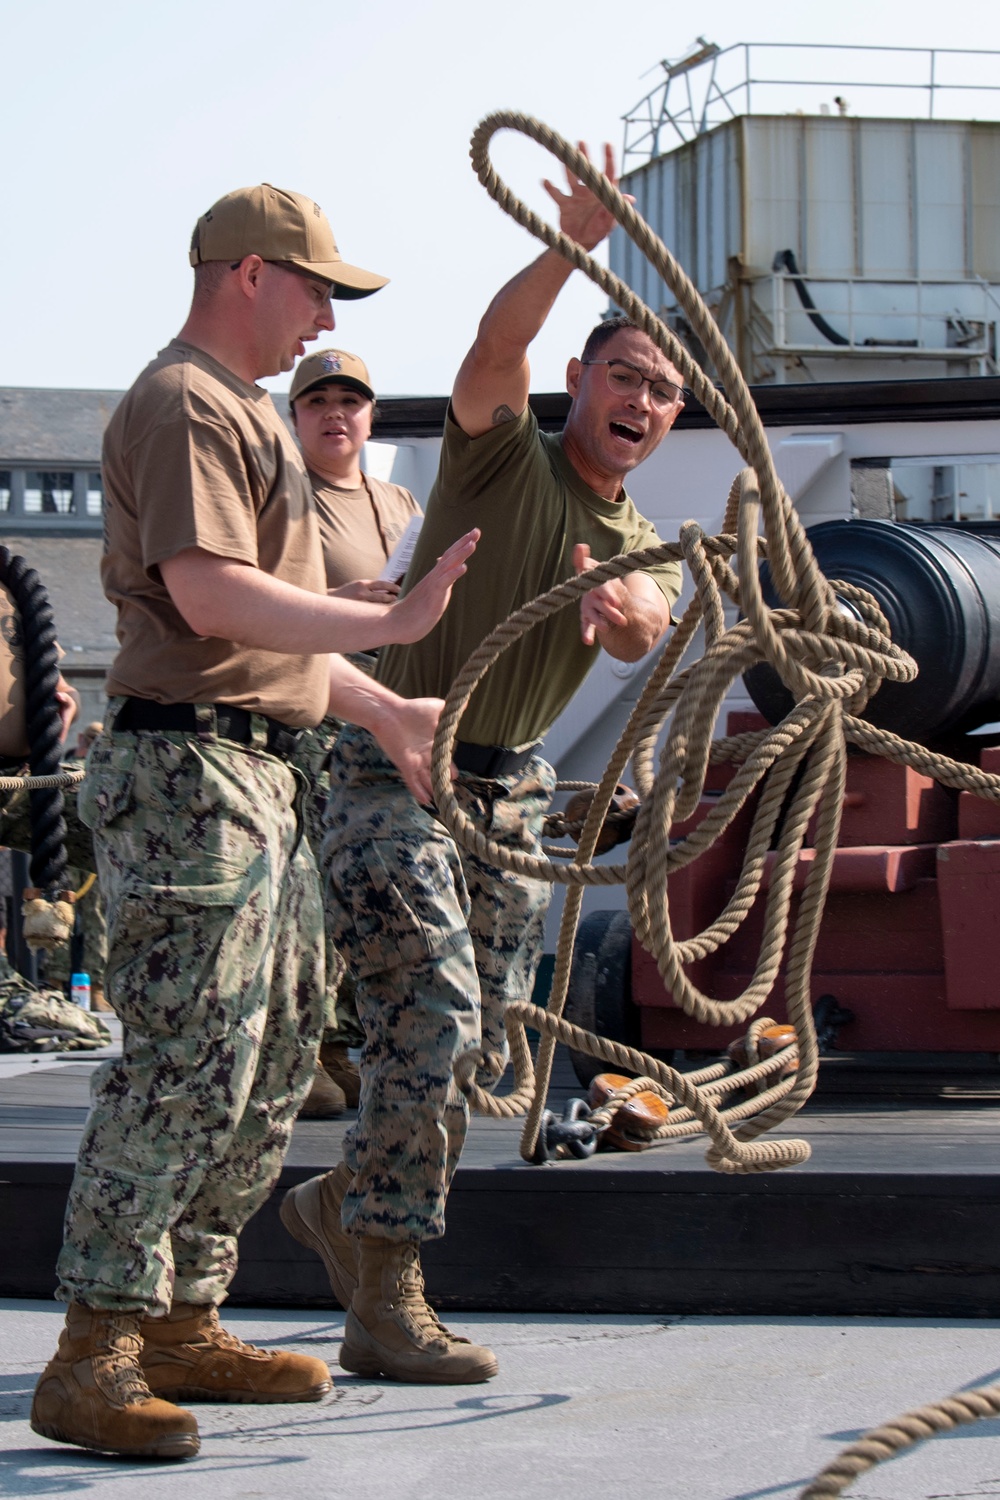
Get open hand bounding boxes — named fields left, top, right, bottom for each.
left=574, top=542, right=629, bottom=647
left=371, top=694, right=455, bottom=805
left=389, top=528, right=480, bottom=644
left=542, top=142, right=629, bottom=253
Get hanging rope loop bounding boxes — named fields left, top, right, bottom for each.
left=452, top=111, right=1000, bottom=1489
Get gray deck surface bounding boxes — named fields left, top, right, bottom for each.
left=3, top=1047, right=999, bottom=1177
left=5, top=1034, right=1000, bottom=1496
left=5, top=1298, right=1000, bottom=1499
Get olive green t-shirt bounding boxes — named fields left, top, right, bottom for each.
left=309, top=470, right=420, bottom=590
left=102, top=339, right=329, bottom=727
left=377, top=406, right=682, bottom=747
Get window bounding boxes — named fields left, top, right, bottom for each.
left=86, top=471, right=103, bottom=516
left=0, top=473, right=9, bottom=513
left=889, top=456, right=1000, bottom=524
left=24, top=471, right=75, bottom=515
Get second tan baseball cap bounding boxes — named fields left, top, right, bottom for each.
left=290, top=348, right=375, bottom=404
left=189, top=183, right=388, bottom=300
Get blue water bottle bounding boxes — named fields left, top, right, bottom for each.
left=71, top=972, right=91, bottom=1010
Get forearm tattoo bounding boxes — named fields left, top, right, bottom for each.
left=491, top=404, right=517, bottom=425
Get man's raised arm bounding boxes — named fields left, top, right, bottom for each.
left=451, top=144, right=621, bottom=439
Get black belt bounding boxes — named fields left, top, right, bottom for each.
left=112, top=699, right=306, bottom=761
left=452, top=739, right=539, bottom=780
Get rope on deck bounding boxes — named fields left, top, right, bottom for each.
left=430, top=112, right=1000, bottom=1493
left=430, top=114, right=1000, bottom=1159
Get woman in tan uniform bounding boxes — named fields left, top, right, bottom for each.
left=289, top=348, right=421, bottom=1116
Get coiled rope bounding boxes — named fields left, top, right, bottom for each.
left=430, top=111, right=920, bottom=1171
left=427, top=111, right=1000, bottom=1494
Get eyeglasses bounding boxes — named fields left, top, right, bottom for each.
left=581, top=359, right=685, bottom=411
left=230, top=259, right=337, bottom=303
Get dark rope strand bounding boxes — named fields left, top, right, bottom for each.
left=0, top=548, right=68, bottom=894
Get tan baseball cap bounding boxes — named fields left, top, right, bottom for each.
left=189, top=183, right=388, bottom=300
left=290, top=348, right=375, bottom=404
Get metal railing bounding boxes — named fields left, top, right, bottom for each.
left=623, top=42, right=1000, bottom=166
left=761, top=271, right=999, bottom=370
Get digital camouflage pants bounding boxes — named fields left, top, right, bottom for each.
left=57, top=713, right=324, bottom=1314
left=324, top=724, right=555, bottom=1241
left=293, top=718, right=364, bottom=1049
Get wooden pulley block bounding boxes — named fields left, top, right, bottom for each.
left=729, top=1024, right=798, bottom=1095
left=563, top=783, right=640, bottom=854
left=758, top=1024, right=798, bottom=1065
left=604, top=1090, right=670, bottom=1152
left=587, top=1072, right=635, bottom=1109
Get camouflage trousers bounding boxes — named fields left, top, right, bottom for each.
left=293, top=717, right=364, bottom=1050
left=323, top=723, right=555, bottom=1241
left=57, top=713, right=325, bottom=1314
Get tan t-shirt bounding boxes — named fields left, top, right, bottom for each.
left=309, top=470, right=420, bottom=590
left=102, top=340, right=329, bottom=727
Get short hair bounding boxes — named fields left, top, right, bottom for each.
left=192, top=260, right=231, bottom=302
left=580, top=315, right=640, bottom=363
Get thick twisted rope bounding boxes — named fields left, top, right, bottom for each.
left=0, top=769, right=83, bottom=792
left=799, top=1379, right=1000, bottom=1496
left=0, top=549, right=70, bottom=894
left=446, top=112, right=1000, bottom=1486
left=429, top=113, right=936, bottom=1175
left=422, top=110, right=1000, bottom=1486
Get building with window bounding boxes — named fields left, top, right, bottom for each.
left=0, top=387, right=123, bottom=725
left=0, top=386, right=119, bottom=533
left=0, top=384, right=443, bottom=728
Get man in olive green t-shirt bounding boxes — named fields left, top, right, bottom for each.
left=31, top=183, right=476, bottom=1463
left=282, top=148, right=685, bottom=1387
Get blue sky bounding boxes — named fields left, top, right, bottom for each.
left=1, top=0, right=996, bottom=399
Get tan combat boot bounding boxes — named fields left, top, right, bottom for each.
left=139, top=1303, right=332, bottom=1403
left=319, top=1040, right=361, bottom=1109
left=298, top=1063, right=347, bottom=1119
left=341, top=1237, right=498, bottom=1384
left=90, top=985, right=114, bottom=1014
left=279, top=1161, right=359, bottom=1310
left=30, top=1304, right=200, bottom=1459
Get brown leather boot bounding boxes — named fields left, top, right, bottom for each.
left=279, top=1162, right=358, bottom=1310
left=341, top=1238, right=498, bottom=1384
left=139, top=1303, right=331, bottom=1403
left=298, top=1064, right=346, bottom=1119
left=30, top=1304, right=200, bottom=1459
left=90, top=985, right=114, bottom=1014
left=319, top=1040, right=361, bottom=1109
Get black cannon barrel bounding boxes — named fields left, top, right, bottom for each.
left=743, top=519, right=1000, bottom=742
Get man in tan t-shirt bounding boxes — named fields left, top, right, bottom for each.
left=30, top=183, right=476, bottom=1464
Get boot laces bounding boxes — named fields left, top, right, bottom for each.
left=93, top=1314, right=154, bottom=1407
left=395, top=1246, right=469, bottom=1348
left=190, top=1306, right=273, bottom=1360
